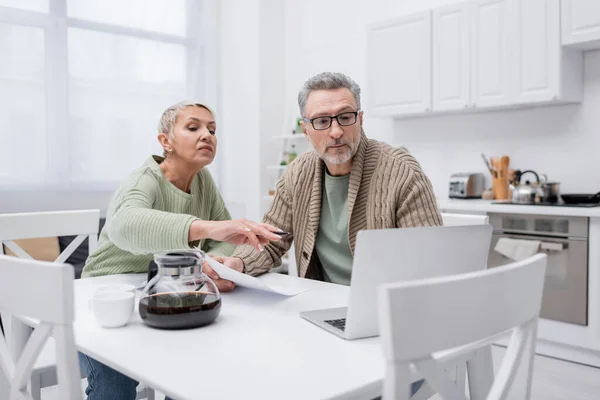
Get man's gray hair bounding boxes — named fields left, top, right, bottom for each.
left=158, top=101, right=215, bottom=138
left=297, top=72, right=361, bottom=117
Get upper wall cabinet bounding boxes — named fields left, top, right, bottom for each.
left=562, top=0, right=600, bottom=50
left=367, top=12, right=432, bottom=116
left=471, top=0, right=515, bottom=108
left=367, top=0, right=583, bottom=118
left=514, top=0, right=582, bottom=104
left=432, top=3, right=471, bottom=111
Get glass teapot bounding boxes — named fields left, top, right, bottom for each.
left=139, top=249, right=221, bottom=330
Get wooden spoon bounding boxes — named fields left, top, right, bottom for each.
left=490, top=157, right=500, bottom=178
left=499, top=156, right=510, bottom=180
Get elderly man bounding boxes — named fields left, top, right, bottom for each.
left=217, top=72, right=441, bottom=283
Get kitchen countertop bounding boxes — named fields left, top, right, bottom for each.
left=437, top=199, right=600, bottom=218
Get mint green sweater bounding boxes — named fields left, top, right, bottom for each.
left=82, top=156, right=235, bottom=278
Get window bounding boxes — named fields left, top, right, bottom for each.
left=0, top=0, right=211, bottom=191
left=0, top=0, right=48, bottom=13
left=0, top=23, right=46, bottom=185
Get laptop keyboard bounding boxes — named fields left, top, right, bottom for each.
left=324, top=318, right=346, bottom=331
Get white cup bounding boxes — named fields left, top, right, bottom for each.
left=88, top=284, right=137, bottom=313
left=92, top=291, right=135, bottom=328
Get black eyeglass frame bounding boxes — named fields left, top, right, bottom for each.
left=302, top=110, right=361, bottom=130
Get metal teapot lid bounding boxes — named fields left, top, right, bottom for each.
left=154, top=250, right=201, bottom=268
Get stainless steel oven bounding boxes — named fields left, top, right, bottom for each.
left=488, top=213, right=588, bottom=326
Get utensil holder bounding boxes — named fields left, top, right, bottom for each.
left=493, top=176, right=509, bottom=200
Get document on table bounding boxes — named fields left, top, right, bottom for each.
left=204, top=254, right=309, bottom=296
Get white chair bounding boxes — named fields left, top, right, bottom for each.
left=408, top=212, right=491, bottom=400
left=378, top=253, right=547, bottom=400
left=0, top=255, right=82, bottom=400
left=0, top=210, right=99, bottom=399
left=0, top=209, right=100, bottom=263
left=441, top=212, right=489, bottom=226
left=0, top=210, right=153, bottom=400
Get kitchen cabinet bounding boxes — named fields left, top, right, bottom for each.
left=562, top=0, right=600, bottom=50
left=471, top=0, right=515, bottom=108
left=366, top=0, right=583, bottom=118
left=514, top=0, right=582, bottom=104
left=432, top=3, right=471, bottom=111
left=366, top=12, right=431, bottom=116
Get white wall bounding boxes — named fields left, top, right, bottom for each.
left=259, top=0, right=287, bottom=217
left=218, top=0, right=262, bottom=221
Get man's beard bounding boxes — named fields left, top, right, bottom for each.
left=317, top=139, right=356, bottom=164
left=318, top=129, right=360, bottom=164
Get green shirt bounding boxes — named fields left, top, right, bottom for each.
left=82, top=156, right=234, bottom=278
left=314, top=171, right=353, bottom=285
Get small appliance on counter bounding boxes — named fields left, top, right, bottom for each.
left=448, top=173, right=485, bottom=199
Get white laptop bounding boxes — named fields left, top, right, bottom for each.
left=300, top=224, right=493, bottom=340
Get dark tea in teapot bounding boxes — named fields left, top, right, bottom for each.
left=139, top=291, right=221, bottom=329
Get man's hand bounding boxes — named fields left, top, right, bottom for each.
left=202, top=255, right=244, bottom=292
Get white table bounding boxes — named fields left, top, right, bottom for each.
left=14, top=273, right=494, bottom=399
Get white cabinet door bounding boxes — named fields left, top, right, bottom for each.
left=514, top=0, right=559, bottom=103
left=562, top=0, right=600, bottom=49
left=471, top=0, right=514, bottom=108
left=367, top=12, right=431, bottom=116
left=432, top=3, right=470, bottom=111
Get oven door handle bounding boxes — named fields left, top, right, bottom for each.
left=540, top=241, right=565, bottom=252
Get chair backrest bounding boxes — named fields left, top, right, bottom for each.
left=441, top=212, right=489, bottom=226
left=0, top=210, right=100, bottom=263
left=0, top=255, right=82, bottom=399
left=378, top=253, right=547, bottom=400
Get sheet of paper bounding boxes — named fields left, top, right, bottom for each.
left=204, top=254, right=308, bottom=296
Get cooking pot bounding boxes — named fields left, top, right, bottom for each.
left=540, top=174, right=561, bottom=203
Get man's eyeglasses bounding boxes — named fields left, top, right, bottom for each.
left=303, top=111, right=360, bottom=130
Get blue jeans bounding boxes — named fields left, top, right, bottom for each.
left=79, top=353, right=176, bottom=400
left=79, top=353, right=139, bottom=400
left=411, top=379, right=425, bottom=395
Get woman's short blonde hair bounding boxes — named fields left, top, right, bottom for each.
left=158, top=101, right=216, bottom=138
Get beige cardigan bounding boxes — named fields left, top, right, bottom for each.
left=234, top=133, right=442, bottom=279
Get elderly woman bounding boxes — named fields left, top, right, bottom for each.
left=80, top=101, right=280, bottom=400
